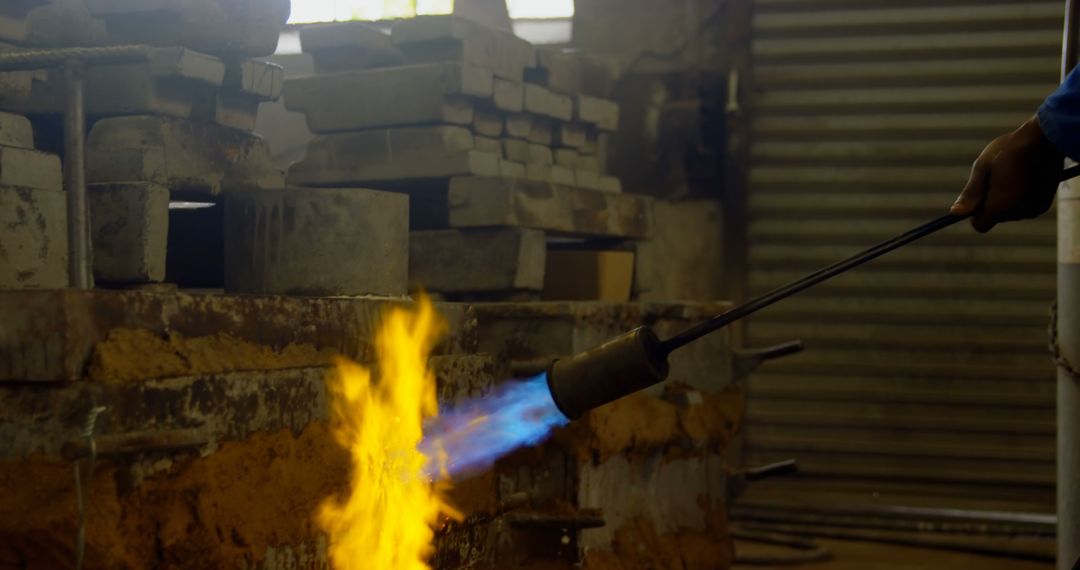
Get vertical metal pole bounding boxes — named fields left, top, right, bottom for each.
left=64, top=60, right=91, bottom=289
left=1059, top=2, right=1080, bottom=568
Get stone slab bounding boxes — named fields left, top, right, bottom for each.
left=392, top=15, right=535, bottom=81
left=224, top=187, right=408, bottom=296
left=446, top=177, right=651, bottom=238
left=0, top=0, right=109, bottom=47
left=409, top=227, right=545, bottom=294
left=575, top=95, right=620, bottom=131
left=85, top=0, right=290, bottom=58
left=474, top=135, right=502, bottom=155
left=472, top=107, right=504, bottom=137
left=524, top=84, right=572, bottom=121
left=88, top=182, right=169, bottom=283
left=502, top=138, right=530, bottom=162
left=504, top=112, right=532, bottom=139
left=555, top=122, right=588, bottom=148
left=492, top=78, right=524, bottom=112
left=528, top=144, right=553, bottom=165
left=288, top=126, right=500, bottom=187
left=284, top=62, right=490, bottom=133
left=0, top=145, right=61, bottom=190
left=527, top=116, right=553, bottom=145
left=0, top=186, right=66, bottom=289
left=300, top=21, right=404, bottom=72
left=0, top=47, right=226, bottom=120
left=554, top=148, right=579, bottom=168
left=86, top=115, right=284, bottom=195
left=0, top=111, right=32, bottom=148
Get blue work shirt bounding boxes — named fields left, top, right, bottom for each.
left=1039, top=66, right=1080, bottom=161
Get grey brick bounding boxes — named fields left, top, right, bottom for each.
left=284, top=62, right=489, bottom=133
left=527, top=116, right=553, bottom=145
left=87, top=115, right=283, bottom=195
left=554, top=148, right=578, bottom=168
left=88, top=182, right=169, bottom=283
left=410, top=227, right=545, bottom=294
left=574, top=168, right=601, bottom=190
left=499, top=159, right=526, bottom=179
left=0, top=111, right=32, bottom=149
left=0, top=146, right=62, bottom=190
left=473, top=107, right=504, bottom=137
left=525, top=162, right=551, bottom=182
left=524, top=84, right=571, bottom=121
left=288, top=126, right=500, bottom=187
left=527, top=144, right=553, bottom=165
left=85, top=0, right=290, bottom=57
left=502, top=138, right=530, bottom=162
left=300, top=21, right=404, bottom=72
left=447, top=177, right=651, bottom=238
left=575, top=95, right=619, bottom=131
left=392, top=15, right=535, bottom=81
left=474, top=135, right=502, bottom=155
left=225, top=187, right=408, bottom=296
left=598, top=176, right=623, bottom=193
left=0, top=186, right=67, bottom=289
left=554, top=122, right=587, bottom=148
left=504, top=113, right=532, bottom=139
left=493, top=78, right=524, bottom=112
left=551, top=165, right=576, bottom=186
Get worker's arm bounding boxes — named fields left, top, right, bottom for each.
left=951, top=68, right=1078, bottom=232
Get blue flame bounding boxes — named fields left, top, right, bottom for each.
left=421, top=373, right=569, bottom=479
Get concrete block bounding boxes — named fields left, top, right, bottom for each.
left=88, top=182, right=169, bottom=283
left=202, top=60, right=285, bottom=131
left=599, top=176, right=623, bottom=193
left=499, top=159, right=526, bottom=179
left=447, top=177, right=651, bottom=238
left=527, top=116, right=553, bottom=145
left=504, top=113, right=532, bottom=139
left=284, top=62, right=490, bottom=133
left=0, top=146, right=62, bottom=190
left=288, top=126, right=500, bottom=187
left=87, top=115, right=284, bottom=195
left=575, top=95, right=619, bottom=131
left=554, top=148, right=579, bottom=168
left=493, top=78, right=524, bottom=112
left=224, top=187, right=408, bottom=296
left=410, top=227, right=545, bottom=294
left=502, top=138, right=530, bottom=163
left=576, top=156, right=601, bottom=172
left=525, top=162, right=552, bottom=182
left=525, top=48, right=582, bottom=95
left=0, top=111, right=32, bottom=149
left=0, top=0, right=108, bottom=47
left=300, top=21, right=404, bottom=72
left=0, top=186, right=67, bottom=289
left=524, top=84, right=572, bottom=121
left=551, top=165, right=576, bottom=186
left=574, top=168, right=601, bottom=190
left=392, top=15, right=535, bottom=81
left=528, top=144, right=553, bottom=165
left=579, top=131, right=611, bottom=173
left=555, top=123, right=588, bottom=148
left=475, top=135, right=502, bottom=155
left=0, top=47, right=225, bottom=120
left=85, top=0, right=290, bottom=58
left=473, top=107, right=504, bottom=137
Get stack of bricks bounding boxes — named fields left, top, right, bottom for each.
left=0, top=0, right=292, bottom=290
left=285, top=15, right=652, bottom=301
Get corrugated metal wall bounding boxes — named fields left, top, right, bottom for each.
left=742, top=0, right=1064, bottom=513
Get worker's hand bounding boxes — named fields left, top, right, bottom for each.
left=951, top=116, right=1065, bottom=232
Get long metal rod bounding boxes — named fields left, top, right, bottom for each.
left=661, top=164, right=1080, bottom=356
left=63, top=60, right=91, bottom=289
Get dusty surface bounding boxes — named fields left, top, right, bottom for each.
left=87, top=328, right=338, bottom=383
left=732, top=538, right=1054, bottom=570
left=0, top=424, right=348, bottom=569
left=584, top=496, right=734, bottom=570
left=561, top=384, right=745, bottom=463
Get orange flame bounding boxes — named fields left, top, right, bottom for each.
left=318, top=297, right=457, bottom=570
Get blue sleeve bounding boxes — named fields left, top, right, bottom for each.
left=1038, top=66, right=1080, bottom=161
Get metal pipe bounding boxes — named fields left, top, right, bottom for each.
left=63, top=60, right=91, bottom=289
left=1060, top=2, right=1080, bottom=567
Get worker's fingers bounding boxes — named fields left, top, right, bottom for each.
left=974, top=153, right=1026, bottom=233
left=952, top=155, right=991, bottom=216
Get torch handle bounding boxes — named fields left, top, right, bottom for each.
left=659, top=163, right=1080, bottom=356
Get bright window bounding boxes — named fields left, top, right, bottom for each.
left=288, top=0, right=572, bottom=24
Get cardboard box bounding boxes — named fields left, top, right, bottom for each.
left=542, top=250, right=634, bottom=301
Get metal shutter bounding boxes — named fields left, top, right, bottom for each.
left=742, top=0, right=1064, bottom=514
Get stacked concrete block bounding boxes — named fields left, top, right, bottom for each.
left=283, top=16, right=641, bottom=300
left=0, top=111, right=67, bottom=289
